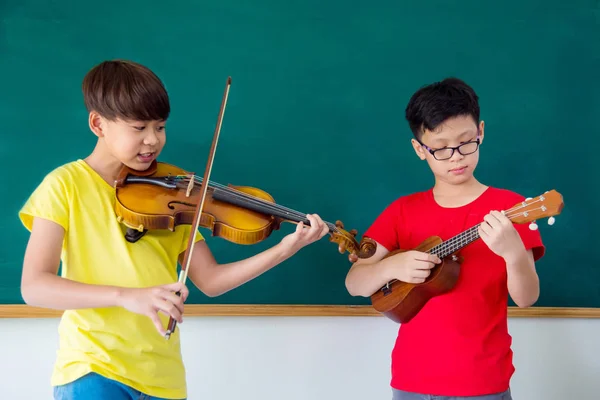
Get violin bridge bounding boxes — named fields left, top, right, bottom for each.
left=186, top=174, right=195, bottom=197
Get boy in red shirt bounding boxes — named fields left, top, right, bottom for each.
left=345, top=78, right=545, bottom=399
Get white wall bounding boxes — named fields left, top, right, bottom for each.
left=1, top=316, right=599, bottom=399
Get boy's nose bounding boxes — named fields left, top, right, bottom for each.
left=144, top=131, right=159, bottom=145
left=450, top=149, right=465, bottom=161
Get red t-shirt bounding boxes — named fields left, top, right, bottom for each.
left=364, top=186, right=545, bottom=396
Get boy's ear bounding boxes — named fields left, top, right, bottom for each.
left=411, top=138, right=427, bottom=160
left=478, top=120, right=485, bottom=144
left=88, top=111, right=105, bottom=138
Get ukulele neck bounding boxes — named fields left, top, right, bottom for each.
left=429, top=225, right=480, bottom=258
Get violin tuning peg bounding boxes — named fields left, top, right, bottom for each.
left=335, top=220, right=345, bottom=229
left=548, top=216, right=555, bottom=226
left=350, top=229, right=358, bottom=237
left=529, top=222, right=538, bottom=231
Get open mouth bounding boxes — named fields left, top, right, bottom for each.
left=138, top=152, right=155, bottom=162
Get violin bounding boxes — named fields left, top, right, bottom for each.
left=111, top=76, right=376, bottom=339
left=113, top=160, right=377, bottom=261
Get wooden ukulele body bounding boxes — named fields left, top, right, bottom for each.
left=370, top=236, right=463, bottom=324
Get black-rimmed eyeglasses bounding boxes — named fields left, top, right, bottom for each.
left=416, top=134, right=481, bottom=161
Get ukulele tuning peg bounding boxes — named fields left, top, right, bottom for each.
left=529, top=222, right=538, bottom=231
left=548, top=216, right=555, bottom=226
left=526, top=197, right=532, bottom=201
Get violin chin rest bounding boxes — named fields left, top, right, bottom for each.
left=125, top=228, right=147, bottom=243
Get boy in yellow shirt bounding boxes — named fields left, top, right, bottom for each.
left=19, top=59, right=330, bottom=400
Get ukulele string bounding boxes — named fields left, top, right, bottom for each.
left=175, top=175, right=343, bottom=234
left=378, top=202, right=544, bottom=287
left=429, top=204, right=544, bottom=257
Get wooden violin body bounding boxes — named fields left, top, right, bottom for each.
left=369, top=190, right=564, bottom=324
left=114, top=160, right=377, bottom=261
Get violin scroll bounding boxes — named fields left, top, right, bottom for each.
left=329, top=220, right=377, bottom=262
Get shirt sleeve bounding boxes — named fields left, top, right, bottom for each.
left=179, top=226, right=205, bottom=255
left=363, top=199, right=401, bottom=252
left=506, top=193, right=546, bottom=261
left=18, top=169, right=70, bottom=233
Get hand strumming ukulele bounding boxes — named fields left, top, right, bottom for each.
left=367, top=190, right=564, bottom=324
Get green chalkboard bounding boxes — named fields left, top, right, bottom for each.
left=1, top=0, right=597, bottom=310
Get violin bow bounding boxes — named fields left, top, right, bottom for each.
left=165, top=76, right=232, bottom=339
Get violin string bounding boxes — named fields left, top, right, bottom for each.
left=174, top=175, right=343, bottom=234
left=211, top=184, right=343, bottom=234
left=200, top=177, right=325, bottom=224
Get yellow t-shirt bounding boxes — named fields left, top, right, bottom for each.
left=19, top=159, right=203, bottom=399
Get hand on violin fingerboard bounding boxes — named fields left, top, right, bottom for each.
left=279, top=214, right=330, bottom=257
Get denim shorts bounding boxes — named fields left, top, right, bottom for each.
left=53, top=372, right=186, bottom=400
left=392, top=388, right=512, bottom=400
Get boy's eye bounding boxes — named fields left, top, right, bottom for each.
left=133, top=126, right=145, bottom=131
left=157, top=126, right=165, bottom=131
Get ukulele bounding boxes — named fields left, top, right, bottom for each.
left=369, top=190, right=564, bottom=324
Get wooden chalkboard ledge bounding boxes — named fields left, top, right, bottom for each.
left=0, top=305, right=600, bottom=318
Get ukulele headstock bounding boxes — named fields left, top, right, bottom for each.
left=505, top=189, right=564, bottom=230
left=329, top=220, right=377, bottom=262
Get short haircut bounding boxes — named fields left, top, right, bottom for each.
left=82, top=59, right=170, bottom=122
left=405, top=77, right=480, bottom=140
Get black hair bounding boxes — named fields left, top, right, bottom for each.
left=405, top=77, right=480, bottom=140
left=82, top=59, right=170, bottom=122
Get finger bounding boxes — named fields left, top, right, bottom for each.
left=412, top=261, right=435, bottom=270
left=311, top=213, right=325, bottom=229
left=483, top=213, right=502, bottom=229
left=161, top=291, right=186, bottom=314
left=149, top=311, right=166, bottom=336
left=155, top=298, right=183, bottom=323
left=319, top=222, right=329, bottom=238
left=305, top=214, right=324, bottom=240
left=492, top=210, right=511, bottom=226
left=168, top=282, right=190, bottom=301
left=162, top=281, right=185, bottom=293
left=413, top=252, right=441, bottom=264
left=296, top=220, right=305, bottom=234
left=161, top=282, right=189, bottom=303
left=412, top=269, right=431, bottom=279
left=181, top=285, right=190, bottom=302
left=305, top=214, right=317, bottom=230
left=479, top=221, right=492, bottom=236
left=311, top=214, right=328, bottom=238
left=478, top=224, right=489, bottom=240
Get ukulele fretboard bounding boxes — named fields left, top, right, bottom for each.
left=429, top=225, right=480, bottom=258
